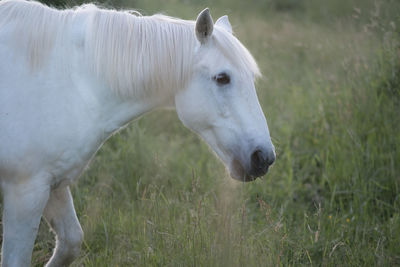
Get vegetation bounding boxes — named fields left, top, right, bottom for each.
left=30, top=0, right=400, bottom=266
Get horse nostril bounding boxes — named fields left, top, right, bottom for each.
left=250, top=149, right=266, bottom=170
left=251, top=149, right=275, bottom=171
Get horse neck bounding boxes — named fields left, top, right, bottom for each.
left=85, top=71, right=175, bottom=137
left=81, top=12, right=196, bottom=135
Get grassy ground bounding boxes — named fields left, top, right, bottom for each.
left=30, top=0, right=400, bottom=266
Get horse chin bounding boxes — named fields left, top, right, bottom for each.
left=229, top=158, right=258, bottom=182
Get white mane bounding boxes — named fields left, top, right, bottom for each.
left=0, top=0, right=260, bottom=97
left=87, top=11, right=197, bottom=96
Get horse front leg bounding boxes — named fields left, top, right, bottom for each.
left=43, top=186, right=83, bottom=267
left=1, top=176, right=50, bottom=267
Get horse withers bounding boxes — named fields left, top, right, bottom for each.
left=0, top=1, right=275, bottom=265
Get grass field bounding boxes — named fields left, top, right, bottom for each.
left=29, top=0, right=400, bottom=266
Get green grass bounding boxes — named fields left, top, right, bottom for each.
left=31, top=0, right=400, bottom=266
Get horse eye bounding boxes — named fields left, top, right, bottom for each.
left=213, top=72, right=230, bottom=85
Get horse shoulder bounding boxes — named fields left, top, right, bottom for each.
left=0, top=45, right=105, bottom=187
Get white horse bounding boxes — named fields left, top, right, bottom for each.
left=0, top=0, right=275, bottom=266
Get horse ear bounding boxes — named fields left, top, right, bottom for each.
left=215, top=15, right=232, bottom=34
left=195, top=8, right=214, bottom=44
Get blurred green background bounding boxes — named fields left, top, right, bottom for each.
left=31, top=0, right=400, bottom=266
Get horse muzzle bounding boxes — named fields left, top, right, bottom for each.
left=230, top=147, right=276, bottom=182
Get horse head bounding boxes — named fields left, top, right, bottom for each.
left=175, top=9, right=275, bottom=182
